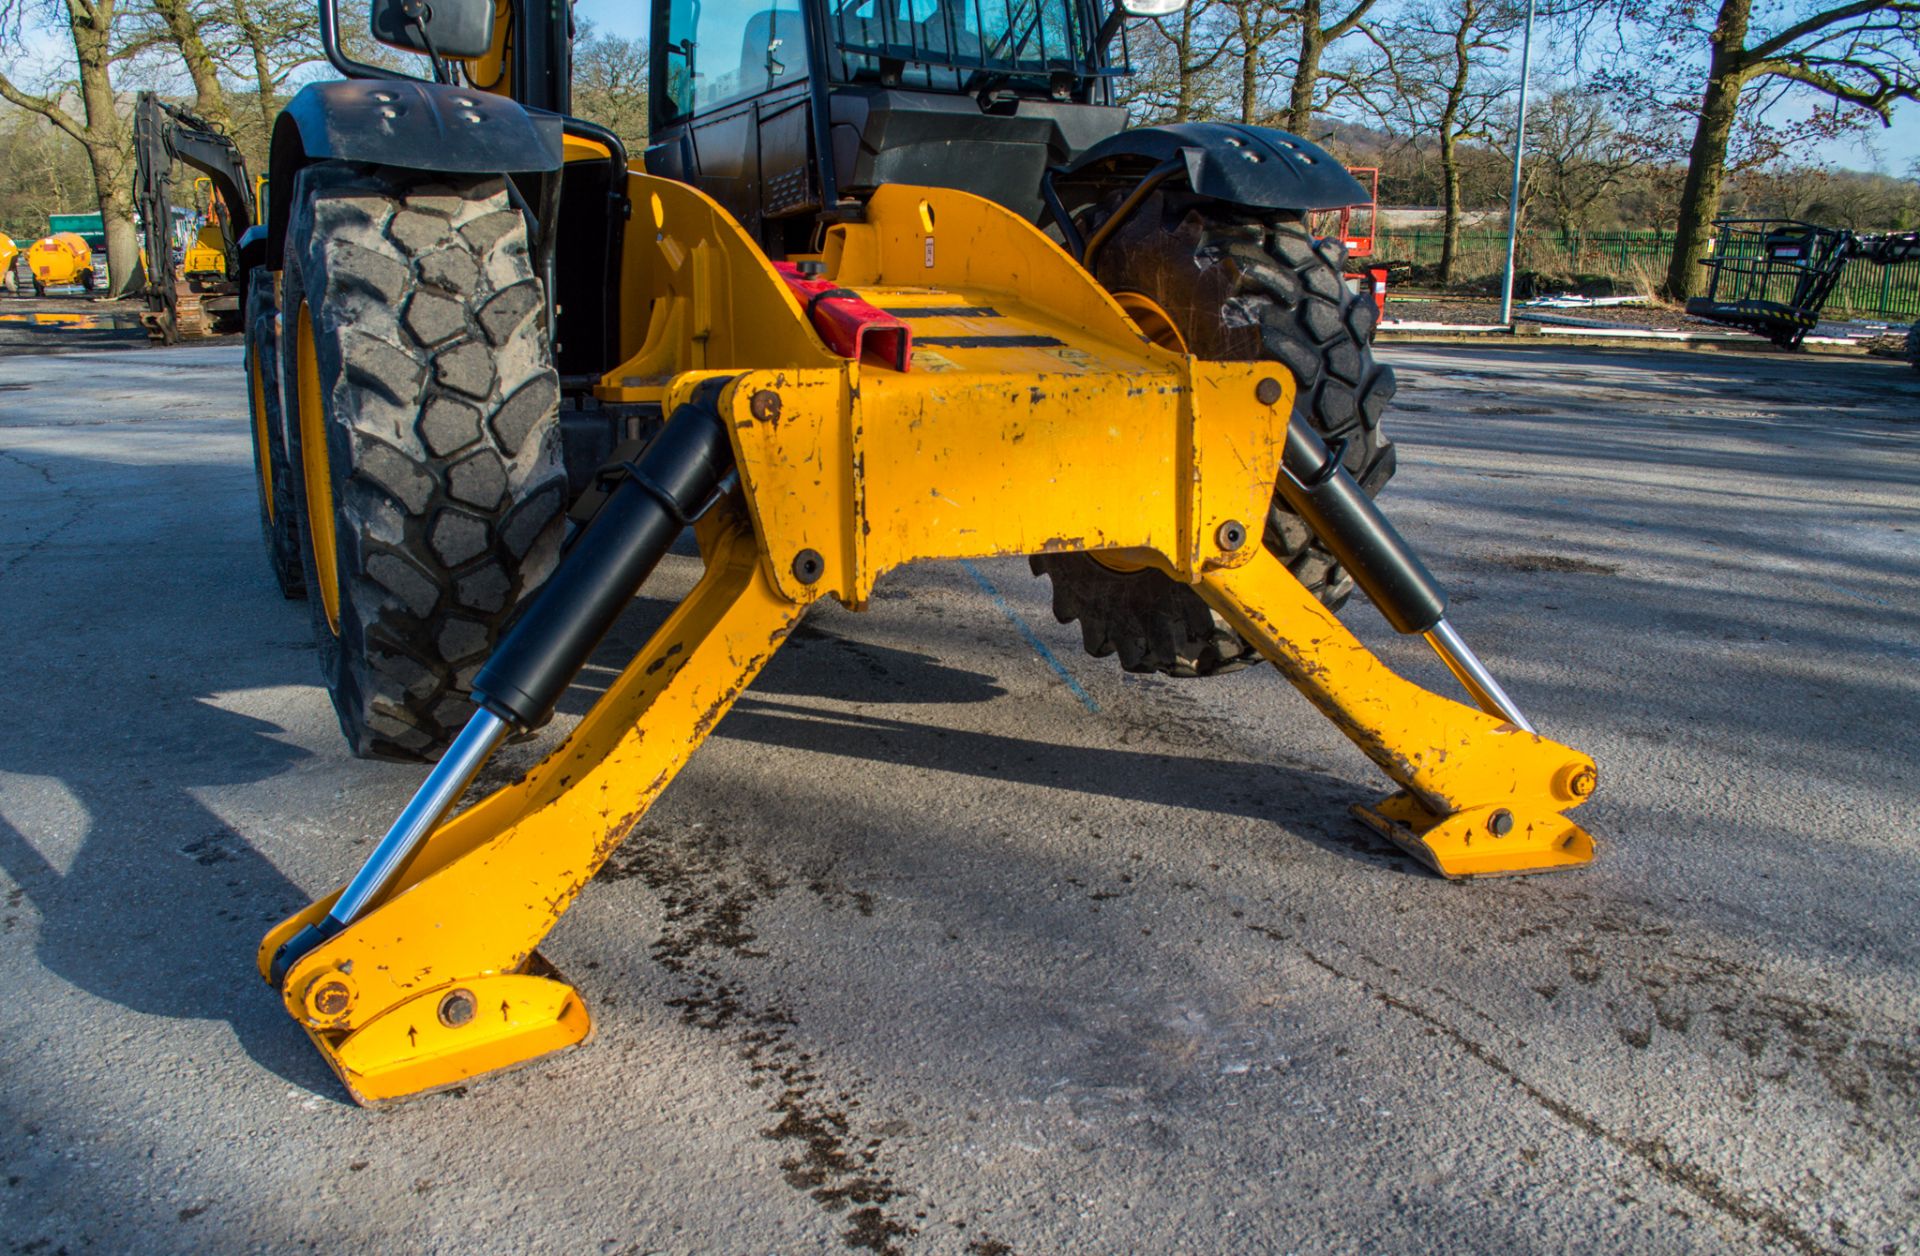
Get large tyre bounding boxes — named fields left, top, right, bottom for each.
left=1031, top=192, right=1397, bottom=676
left=246, top=269, right=305, bottom=598
left=281, top=162, right=567, bottom=761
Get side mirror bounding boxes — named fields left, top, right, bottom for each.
left=371, top=0, right=496, bottom=60
left=1117, top=0, right=1188, bottom=14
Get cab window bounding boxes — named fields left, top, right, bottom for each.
left=658, top=0, right=808, bottom=122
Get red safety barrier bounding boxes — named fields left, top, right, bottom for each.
left=774, top=263, right=913, bottom=371
left=1344, top=265, right=1390, bottom=320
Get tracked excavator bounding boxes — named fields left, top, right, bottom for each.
left=241, top=0, right=1600, bottom=1103
left=132, top=92, right=256, bottom=342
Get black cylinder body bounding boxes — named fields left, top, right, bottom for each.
left=1272, top=420, right=1448, bottom=635
left=473, top=385, right=737, bottom=729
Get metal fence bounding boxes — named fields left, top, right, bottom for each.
left=1374, top=229, right=1920, bottom=320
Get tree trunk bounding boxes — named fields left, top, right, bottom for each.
left=1240, top=17, right=1260, bottom=122
left=1284, top=0, right=1322, bottom=133
left=1663, top=0, right=1751, bottom=300
left=1175, top=10, right=1196, bottom=122
left=148, top=0, right=231, bottom=127
left=228, top=0, right=281, bottom=137
left=1438, top=127, right=1461, bottom=284
left=69, top=0, right=141, bottom=297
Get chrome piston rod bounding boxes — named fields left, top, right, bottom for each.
left=268, top=708, right=507, bottom=984
left=331, top=708, right=508, bottom=924
left=1423, top=617, right=1535, bottom=733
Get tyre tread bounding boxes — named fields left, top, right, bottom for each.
left=1033, top=194, right=1397, bottom=678
left=281, top=163, right=565, bottom=761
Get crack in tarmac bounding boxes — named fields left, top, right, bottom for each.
left=1293, top=944, right=1837, bottom=1256
left=0, top=447, right=86, bottom=584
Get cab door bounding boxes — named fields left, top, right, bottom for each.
left=645, top=0, right=813, bottom=244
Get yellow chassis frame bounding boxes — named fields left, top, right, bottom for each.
left=260, top=177, right=1596, bottom=1104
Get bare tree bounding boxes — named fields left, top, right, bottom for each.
left=1602, top=0, right=1920, bottom=297
left=1124, top=1, right=1237, bottom=122
left=132, top=0, right=230, bottom=125
left=1523, top=87, right=1645, bottom=238
left=1363, top=0, right=1526, bottom=282
left=218, top=0, right=320, bottom=139
left=572, top=24, right=649, bottom=155
left=1220, top=0, right=1290, bottom=123
left=0, top=101, right=99, bottom=226
left=1276, top=0, right=1382, bottom=133
left=0, top=0, right=144, bottom=294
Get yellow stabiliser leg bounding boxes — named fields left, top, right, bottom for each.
left=1197, top=549, right=1596, bottom=878
left=258, top=508, right=802, bottom=1103
left=258, top=181, right=1599, bottom=1105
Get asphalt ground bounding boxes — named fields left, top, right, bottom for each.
left=1, top=342, right=1917, bottom=1254
left=0, top=294, right=172, bottom=356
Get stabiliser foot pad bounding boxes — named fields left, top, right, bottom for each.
left=1352, top=791, right=1595, bottom=879
left=307, top=965, right=592, bottom=1106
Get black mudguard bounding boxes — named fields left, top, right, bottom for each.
left=1057, top=121, right=1367, bottom=213
left=235, top=225, right=268, bottom=295
left=265, top=80, right=564, bottom=268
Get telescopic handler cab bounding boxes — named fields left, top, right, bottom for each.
left=245, top=0, right=1600, bottom=1104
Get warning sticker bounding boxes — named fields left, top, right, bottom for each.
left=912, top=349, right=963, bottom=374
left=1043, top=345, right=1098, bottom=371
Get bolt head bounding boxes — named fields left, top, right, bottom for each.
left=791, top=549, right=824, bottom=584
left=1570, top=768, right=1597, bottom=798
left=311, top=980, right=352, bottom=1018
left=1255, top=377, right=1284, bottom=407
left=1216, top=520, right=1247, bottom=552
left=1487, top=809, right=1515, bottom=837
left=437, top=989, right=477, bottom=1029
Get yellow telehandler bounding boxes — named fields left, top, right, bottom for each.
left=245, top=0, right=1599, bottom=1104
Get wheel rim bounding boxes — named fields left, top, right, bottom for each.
left=296, top=305, right=341, bottom=635
left=247, top=342, right=274, bottom=523
left=1113, top=290, right=1188, bottom=353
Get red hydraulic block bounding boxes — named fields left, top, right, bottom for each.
left=774, top=262, right=913, bottom=371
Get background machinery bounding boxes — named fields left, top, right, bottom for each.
left=1689, top=218, right=1920, bottom=357
left=243, top=0, right=1599, bottom=1103
left=132, top=91, right=256, bottom=342
left=25, top=231, right=94, bottom=295
left=0, top=232, right=17, bottom=293
left=1321, top=165, right=1389, bottom=326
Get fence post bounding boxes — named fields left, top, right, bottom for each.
left=1880, top=265, right=1893, bottom=319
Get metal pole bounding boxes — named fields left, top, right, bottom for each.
left=1497, top=0, right=1537, bottom=327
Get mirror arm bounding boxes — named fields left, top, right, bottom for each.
left=320, top=0, right=431, bottom=82
left=399, top=0, right=454, bottom=83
